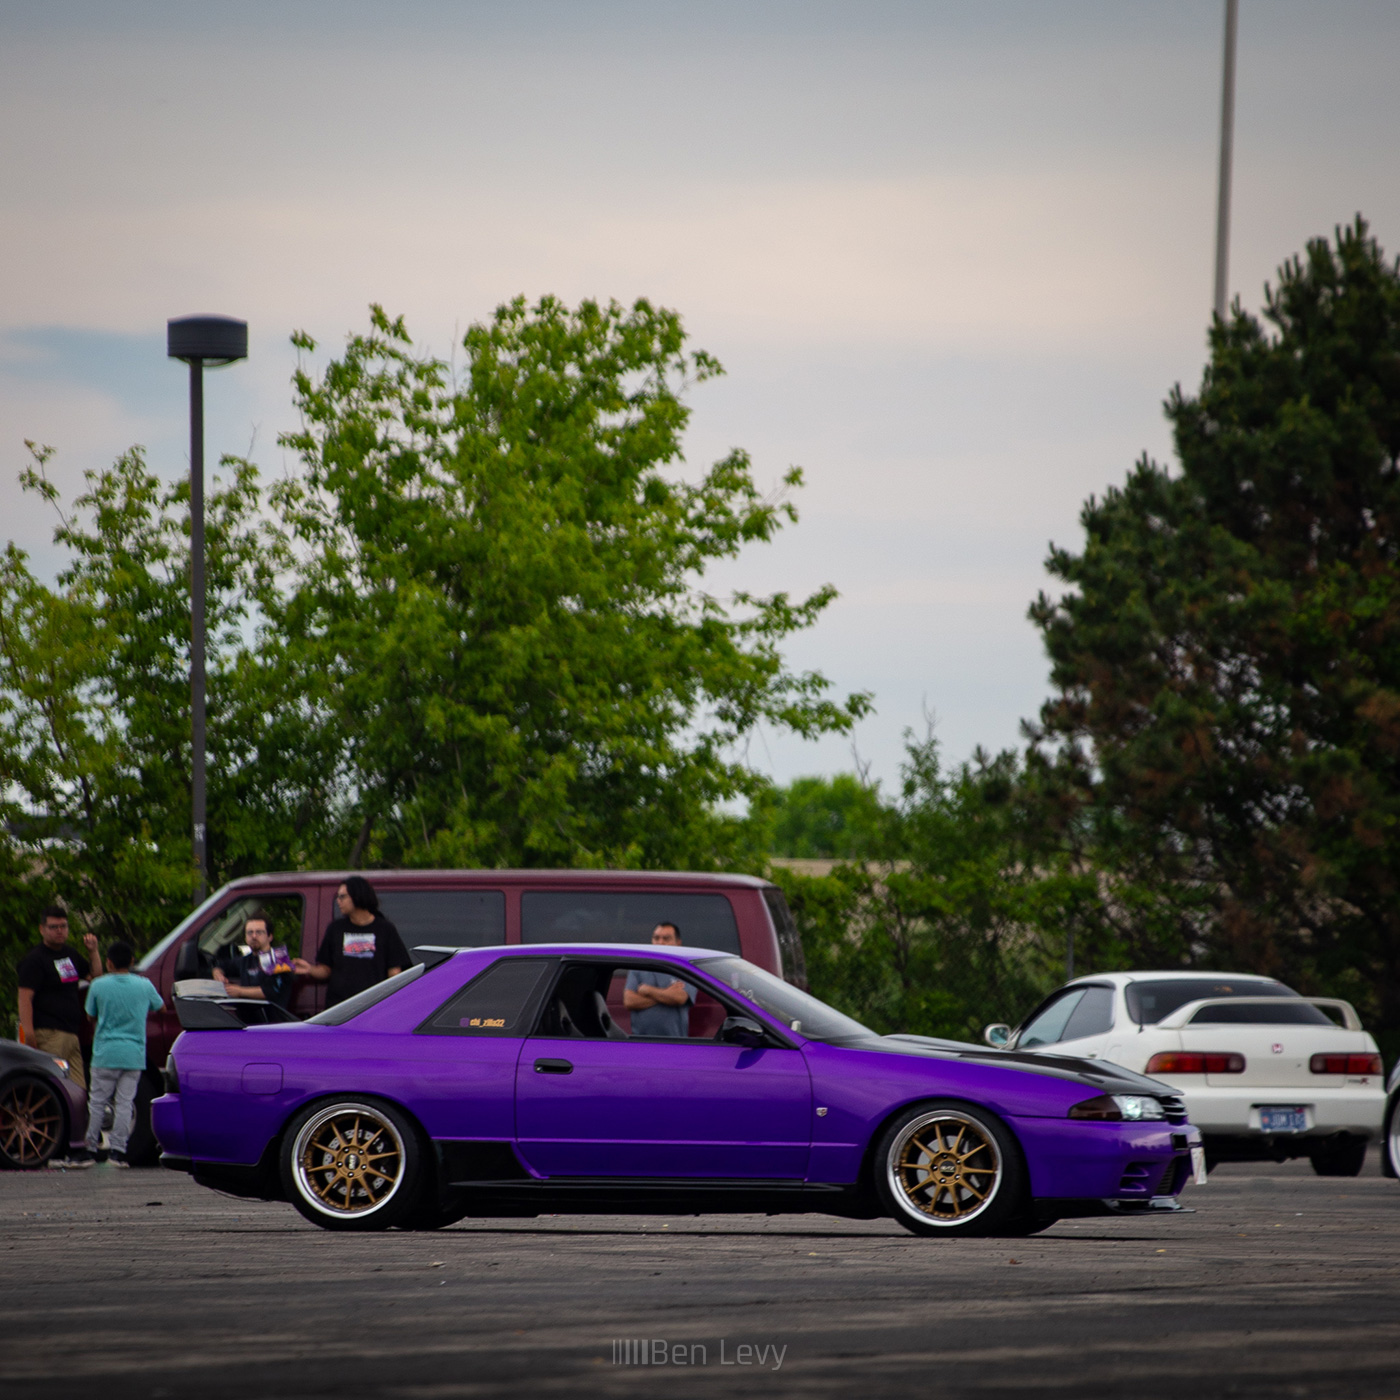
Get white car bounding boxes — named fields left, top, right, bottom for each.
left=984, top=971, right=1384, bottom=1175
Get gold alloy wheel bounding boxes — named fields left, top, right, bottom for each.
left=0, top=1079, right=63, bottom=1167
left=293, top=1104, right=406, bottom=1218
left=887, top=1111, right=1002, bottom=1225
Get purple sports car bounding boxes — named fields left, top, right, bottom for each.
left=153, top=944, right=1203, bottom=1235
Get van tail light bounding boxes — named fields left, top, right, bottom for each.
left=1310, top=1053, right=1382, bottom=1075
left=1145, top=1051, right=1245, bottom=1074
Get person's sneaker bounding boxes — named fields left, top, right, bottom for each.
left=107, top=1152, right=130, bottom=1169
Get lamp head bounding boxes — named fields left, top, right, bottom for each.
left=167, top=315, right=247, bottom=366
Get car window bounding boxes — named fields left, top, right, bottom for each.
left=530, top=959, right=726, bottom=1043
left=376, top=890, right=506, bottom=959
left=697, top=956, right=872, bottom=1044
left=305, top=964, right=427, bottom=1025
left=1059, top=985, right=1115, bottom=1041
left=1126, top=978, right=1300, bottom=1025
left=1189, top=1001, right=1332, bottom=1026
left=1018, top=991, right=1082, bottom=1048
left=520, top=891, right=742, bottom=955
left=419, top=957, right=554, bottom=1036
left=189, top=894, right=306, bottom=971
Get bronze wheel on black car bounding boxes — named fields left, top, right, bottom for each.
left=874, top=1101, right=1026, bottom=1237
left=280, top=1099, right=423, bottom=1231
left=0, top=1075, right=66, bottom=1170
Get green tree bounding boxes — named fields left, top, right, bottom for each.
left=1030, top=218, right=1400, bottom=1040
left=761, top=773, right=891, bottom=859
left=274, top=298, right=868, bottom=869
left=0, top=444, right=336, bottom=957
left=772, top=737, right=1101, bottom=1039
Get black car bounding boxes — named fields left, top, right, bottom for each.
left=0, top=1037, right=89, bottom=1168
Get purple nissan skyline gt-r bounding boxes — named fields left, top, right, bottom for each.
left=153, top=943, right=1204, bottom=1236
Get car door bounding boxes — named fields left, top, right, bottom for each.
left=515, top=957, right=812, bottom=1180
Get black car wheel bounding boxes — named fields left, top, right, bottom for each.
left=1309, top=1135, right=1368, bottom=1177
left=1384, top=1097, right=1399, bottom=1180
left=874, top=1100, right=1026, bottom=1237
left=0, top=1075, right=66, bottom=1170
left=280, top=1099, right=424, bottom=1231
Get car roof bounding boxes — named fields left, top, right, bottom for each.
left=440, top=943, right=735, bottom=963
left=220, top=870, right=774, bottom=890
left=1062, top=970, right=1290, bottom=988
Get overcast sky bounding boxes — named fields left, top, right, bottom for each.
left=3, top=1, right=1398, bottom=791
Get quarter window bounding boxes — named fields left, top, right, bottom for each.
left=419, top=958, right=554, bottom=1036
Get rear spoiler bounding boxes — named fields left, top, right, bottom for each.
left=1157, top=996, right=1364, bottom=1032
left=174, top=997, right=299, bottom=1030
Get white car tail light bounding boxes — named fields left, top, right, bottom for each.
left=1146, top=1051, right=1245, bottom=1074
left=1309, top=1053, right=1381, bottom=1075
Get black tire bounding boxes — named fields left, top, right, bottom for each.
left=280, top=1098, right=424, bottom=1231
left=0, top=1074, right=67, bottom=1170
left=1383, top=1097, right=1398, bottom=1180
left=1309, top=1136, right=1368, bottom=1178
left=873, top=1100, right=1027, bottom=1238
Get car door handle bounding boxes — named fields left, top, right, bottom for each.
left=534, top=1058, right=573, bottom=1074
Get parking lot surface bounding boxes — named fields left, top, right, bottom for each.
left=2, top=1154, right=1397, bottom=1399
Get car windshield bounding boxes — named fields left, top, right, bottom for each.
left=1125, top=978, right=1300, bottom=1025
left=696, top=957, right=874, bottom=1044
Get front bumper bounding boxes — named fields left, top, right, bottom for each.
left=1175, top=1084, right=1384, bottom=1139
left=57, top=1072, right=88, bottom=1151
left=1011, top=1115, right=1203, bottom=1203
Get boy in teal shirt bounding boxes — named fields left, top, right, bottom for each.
left=83, top=941, right=163, bottom=1166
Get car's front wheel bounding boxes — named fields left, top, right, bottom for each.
left=874, top=1101, right=1026, bottom=1237
left=280, top=1099, right=423, bottom=1231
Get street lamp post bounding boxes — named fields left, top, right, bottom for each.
left=167, top=314, right=248, bottom=904
left=1213, top=0, right=1240, bottom=322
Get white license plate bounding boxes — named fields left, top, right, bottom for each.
left=1191, top=1145, right=1207, bottom=1185
left=1259, top=1106, right=1308, bottom=1133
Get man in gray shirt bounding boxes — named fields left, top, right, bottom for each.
left=624, top=922, right=696, bottom=1037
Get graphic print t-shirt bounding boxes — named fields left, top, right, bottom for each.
left=316, top=915, right=410, bottom=1006
left=16, top=943, right=90, bottom=1033
left=235, top=948, right=295, bottom=1009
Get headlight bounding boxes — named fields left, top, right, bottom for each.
left=1069, top=1093, right=1168, bottom=1121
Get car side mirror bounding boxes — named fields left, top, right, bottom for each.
left=983, top=1023, right=1011, bottom=1048
left=174, top=939, right=202, bottom=979
left=720, top=1015, right=767, bottom=1048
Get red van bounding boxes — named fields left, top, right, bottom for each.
left=124, top=869, right=804, bottom=1163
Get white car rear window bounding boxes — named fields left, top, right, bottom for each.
left=1126, top=978, right=1299, bottom=1025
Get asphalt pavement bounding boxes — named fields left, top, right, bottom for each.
left=2, top=1153, right=1397, bottom=1399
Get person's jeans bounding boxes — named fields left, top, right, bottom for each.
left=30, top=1028, right=85, bottom=1089
left=85, top=1068, right=141, bottom=1155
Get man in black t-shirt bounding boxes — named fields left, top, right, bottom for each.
left=16, top=905, right=102, bottom=1088
left=213, top=913, right=296, bottom=1010
left=293, top=877, right=409, bottom=1007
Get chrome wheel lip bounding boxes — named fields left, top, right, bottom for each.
left=291, top=1101, right=406, bottom=1220
left=885, top=1108, right=1003, bottom=1228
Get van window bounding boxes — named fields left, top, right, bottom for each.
left=376, top=890, right=506, bottom=960
left=185, top=894, right=306, bottom=974
left=520, top=891, right=741, bottom=955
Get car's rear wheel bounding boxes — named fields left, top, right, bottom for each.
left=1308, top=1135, right=1368, bottom=1178
left=280, top=1099, right=423, bottom=1231
left=0, top=1075, right=66, bottom=1170
left=874, top=1101, right=1026, bottom=1237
